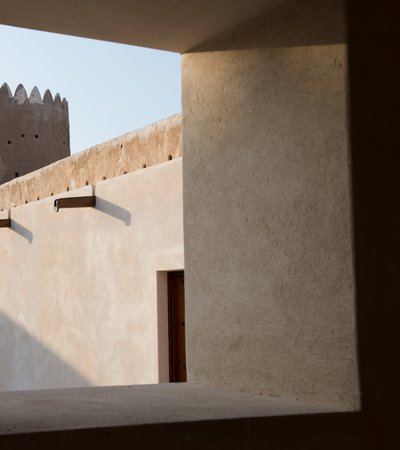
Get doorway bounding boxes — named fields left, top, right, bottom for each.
left=168, top=271, right=186, bottom=382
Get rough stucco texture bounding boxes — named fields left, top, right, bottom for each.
left=0, top=159, right=183, bottom=391
left=182, top=0, right=359, bottom=409
left=0, top=114, right=181, bottom=210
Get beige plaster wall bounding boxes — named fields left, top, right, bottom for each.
left=0, top=158, right=183, bottom=391
left=182, top=0, right=359, bottom=409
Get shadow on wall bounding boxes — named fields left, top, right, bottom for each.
left=10, top=220, right=33, bottom=244
left=0, top=312, right=90, bottom=392
left=95, top=197, right=131, bottom=226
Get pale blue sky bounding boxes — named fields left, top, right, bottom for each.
left=0, top=25, right=181, bottom=154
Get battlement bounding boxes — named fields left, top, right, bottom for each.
left=0, top=82, right=70, bottom=184
left=0, top=82, right=68, bottom=109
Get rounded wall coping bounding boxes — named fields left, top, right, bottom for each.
left=0, top=114, right=182, bottom=210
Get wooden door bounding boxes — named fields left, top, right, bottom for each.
left=168, top=271, right=186, bottom=382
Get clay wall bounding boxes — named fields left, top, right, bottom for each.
left=0, top=158, right=183, bottom=390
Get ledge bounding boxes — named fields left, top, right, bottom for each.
left=0, top=383, right=360, bottom=449
left=0, top=383, right=341, bottom=436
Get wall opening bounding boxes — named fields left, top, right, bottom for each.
left=0, top=21, right=182, bottom=391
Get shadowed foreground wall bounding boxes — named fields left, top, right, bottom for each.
left=183, top=0, right=359, bottom=409
left=0, top=158, right=183, bottom=390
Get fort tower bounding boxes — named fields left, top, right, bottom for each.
left=0, top=82, right=70, bottom=184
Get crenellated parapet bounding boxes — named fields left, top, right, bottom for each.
left=0, top=82, right=70, bottom=184
left=0, top=82, right=68, bottom=108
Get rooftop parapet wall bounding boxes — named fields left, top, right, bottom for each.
left=0, top=114, right=181, bottom=210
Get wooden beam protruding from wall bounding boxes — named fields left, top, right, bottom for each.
left=54, top=196, right=96, bottom=212
left=0, top=218, right=11, bottom=228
